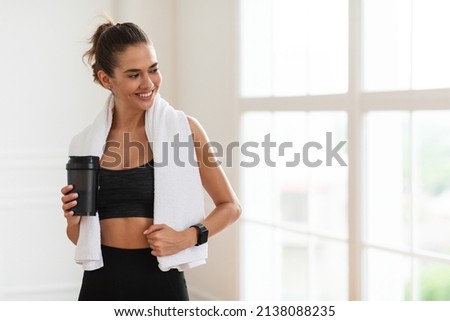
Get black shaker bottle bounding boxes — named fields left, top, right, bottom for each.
left=66, top=156, right=100, bottom=216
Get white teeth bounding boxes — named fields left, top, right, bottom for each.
left=138, top=92, right=152, bottom=98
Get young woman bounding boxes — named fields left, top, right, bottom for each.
left=60, top=21, right=241, bottom=301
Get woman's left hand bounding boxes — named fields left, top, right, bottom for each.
left=144, top=224, right=196, bottom=257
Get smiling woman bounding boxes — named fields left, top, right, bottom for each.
left=60, top=18, right=241, bottom=301
left=98, top=44, right=161, bottom=114
left=84, top=22, right=162, bottom=112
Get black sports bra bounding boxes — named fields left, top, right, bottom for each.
left=96, top=160, right=154, bottom=220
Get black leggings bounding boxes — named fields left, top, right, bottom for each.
left=78, top=245, right=189, bottom=301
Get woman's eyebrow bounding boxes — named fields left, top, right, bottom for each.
left=124, top=63, right=159, bottom=73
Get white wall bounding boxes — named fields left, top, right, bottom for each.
left=0, top=0, right=114, bottom=300
left=0, top=0, right=241, bottom=300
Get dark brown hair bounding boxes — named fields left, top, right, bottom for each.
left=83, top=19, right=151, bottom=83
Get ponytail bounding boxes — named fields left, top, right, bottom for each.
left=83, top=18, right=150, bottom=84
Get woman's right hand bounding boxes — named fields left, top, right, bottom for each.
left=61, top=185, right=81, bottom=225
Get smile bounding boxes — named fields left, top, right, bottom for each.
left=137, top=91, right=152, bottom=98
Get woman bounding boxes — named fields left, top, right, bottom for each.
left=60, top=21, right=241, bottom=301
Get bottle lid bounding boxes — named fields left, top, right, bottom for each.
left=66, top=156, right=100, bottom=170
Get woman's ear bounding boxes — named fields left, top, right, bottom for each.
left=98, top=70, right=113, bottom=90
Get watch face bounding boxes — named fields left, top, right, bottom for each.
left=198, top=227, right=208, bottom=245
left=193, top=223, right=208, bottom=246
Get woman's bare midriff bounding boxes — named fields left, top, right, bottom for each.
left=100, top=217, right=153, bottom=249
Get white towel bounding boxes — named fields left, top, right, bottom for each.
left=73, top=216, right=103, bottom=271
left=68, top=93, right=207, bottom=271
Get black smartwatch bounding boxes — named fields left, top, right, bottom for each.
left=190, top=223, right=209, bottom=246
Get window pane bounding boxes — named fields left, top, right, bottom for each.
left=363, top=0, right=450, bottom=91
left=241, top=111, right=348, bottom=236
left=362, top=0, right=411, bottom=91
left=307, top=113, right=348, bottom=237
left=365, top=111, right=411, bottom=250
left=366, top=248, right=411, bottom=300
left=412, top=0, right=450, bottom=89
left=240, top=223, right=310, bottom=300
left=413, top=111, right=450, bottom=256
left=240, top=111, right=348, bottom=300
left=272, top=112, right=309, bottom=226
left=415, top=259, right=450, bottom=300
left=240, top=0, right=272, bottom=97
left=240, top=222, right=278, bottom=300
left=309, top=238, right=348, bottom=300
left=280, top=235, right=348, bottom=300
left=365, top=110, right=450, bottom=301
left=241, top=224, right=348, bottom=300
left=280, top=234, right=309, bottom=300
left=273, top=111, right=348, bottom=237
left=240, top=112, right=275, bottom=224
left=240, top=0, right=348, bottom=97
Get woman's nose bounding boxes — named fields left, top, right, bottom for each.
left=141, top=74, right=153, bottom=88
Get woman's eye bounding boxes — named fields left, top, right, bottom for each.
left=129, top=74, right=139, bottom=79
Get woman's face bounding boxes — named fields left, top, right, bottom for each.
left=102, top=43, right=162, bottom=111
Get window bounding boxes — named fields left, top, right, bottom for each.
left=240, top=0, right=348, bottom=97
left=363, top=0, right=450, bottom=91
left=365, top=110, right=450, bottom=299
left=239, top=0, right=450, bottom=300
left=240, top=111, right=348, bottom=300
